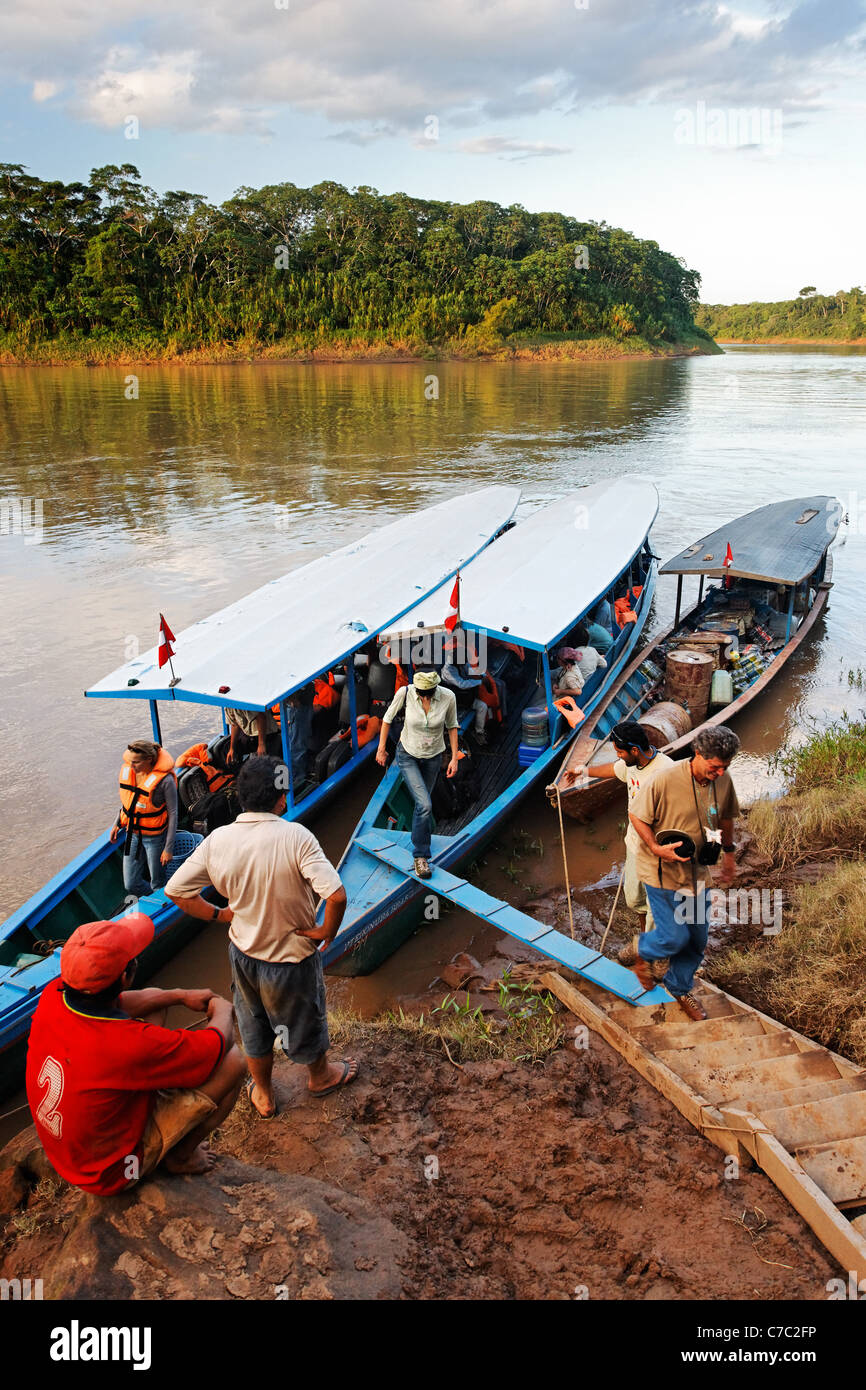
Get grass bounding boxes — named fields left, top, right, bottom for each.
left=746, top=783, right=866, bottom=869
left=712, top=860, right=866, bottom=1064
left=769, top=716, right=866, bottom=794
left=328, top=970, right=563, bottom=1065
left=0, top=329, right=719, bottom=367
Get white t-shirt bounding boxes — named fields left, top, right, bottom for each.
left=615, top=751, right=675, bottom=854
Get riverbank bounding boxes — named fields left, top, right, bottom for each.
left=0, top=331, right=719, bottom=368
left=0, top=932, right=840, bottom=1300
left=718, top=337, right=866, bottom=347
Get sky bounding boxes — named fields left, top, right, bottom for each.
left=1, top=0, right=864, bottom=304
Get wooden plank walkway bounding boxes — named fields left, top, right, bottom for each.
left=543, top=970, right=866, bottom=1281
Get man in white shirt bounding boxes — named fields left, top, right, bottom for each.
left=564, top=721, right=674, bottom=929
left=165, top=756, right=357, bottom=1118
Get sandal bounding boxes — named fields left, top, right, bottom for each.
left=245, top=1075, right=278, bottom=1119
left=308, top=1057, right=360, bottom=1097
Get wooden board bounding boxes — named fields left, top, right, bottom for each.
left=542, top=966, right=866, bottom=1282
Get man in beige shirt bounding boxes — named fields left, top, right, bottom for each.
left=564, top=720, right=674, bottom=928
left=166, top=756, right=357, bottom=1118
left=617, top=726, right=740, bottom=1022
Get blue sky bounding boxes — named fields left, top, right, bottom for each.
left=1, top=0, right=864, bottom=303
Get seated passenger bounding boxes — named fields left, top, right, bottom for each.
left=586, top=604, right=614, bottom=655
left=26, top=913, right=244, bottom=1192
left=285, top=685, right=315, bottom=786
left=553, top=648, right=585, bottom=697
left=571, top=624, right=608, bottom=681
left=225, top=707, right=279, bottom=765
left=441, top=633, right=497, bottom=746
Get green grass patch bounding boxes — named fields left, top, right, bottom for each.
left=328, top=971, right=563, bottom=1065
left=712, top=860, right=866, bottom=1065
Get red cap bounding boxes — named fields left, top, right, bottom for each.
left=60, top=914, right=155, bottom=993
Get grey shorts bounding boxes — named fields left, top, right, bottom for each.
left=229, top=942, right=330, bottom=1064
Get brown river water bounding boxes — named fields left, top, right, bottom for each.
left=1, top=346, right=864, bottom=1136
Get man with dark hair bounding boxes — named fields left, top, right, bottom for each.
left=165, top=756, right=357, bottom=1118
left=26, top=913, right=244, bottom=1193
left=564, top=720, right=674, bottom=928
left=618, top=725, right=741, bottom=1021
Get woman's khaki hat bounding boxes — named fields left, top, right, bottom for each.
left=412, top=670, right=441, bottom=691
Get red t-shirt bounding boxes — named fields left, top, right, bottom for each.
left=25, top=981, right=225, bottom=1195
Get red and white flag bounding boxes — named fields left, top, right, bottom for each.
left=444, top=574, right=460, bottom=632
left=158, top=613, right=176, bottom=669
left=723, top=542, right=734, bottom=569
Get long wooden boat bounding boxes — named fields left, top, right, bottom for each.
left=321, top=479, right=660, bottom=976
left=0, top=487, right=521, bottom=1098
left=546, top=495, right=841, bottom=820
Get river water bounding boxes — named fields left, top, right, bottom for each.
left=1, top=346, right=864, bottom=1053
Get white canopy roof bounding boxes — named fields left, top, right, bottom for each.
left=86, top=486, right=521, bottom=709
left=379, top=479, right=658, bottom=649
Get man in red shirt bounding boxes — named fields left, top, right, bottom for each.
left=25, top=914, right=244, bottom=1194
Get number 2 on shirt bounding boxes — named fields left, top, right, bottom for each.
left=36, top=1055, right=65, bottom=1138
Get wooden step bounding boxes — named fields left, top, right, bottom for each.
left=609, top=991, right=738, bottom=1030
left=657, top=1031, right=802, bottom=1076
left=731, top=1075, right=866, bottom=1116
left=635, top=1014, right=766, bottom=1051
left=758, top=1091, right=866, bottom=1152
left=679, top=1049, right=841, bottom=1104
left=794, top=1136, right=866, bottom=1207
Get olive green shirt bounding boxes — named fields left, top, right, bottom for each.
left=383, top=683, right=458, bottom=759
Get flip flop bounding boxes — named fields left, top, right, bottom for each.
left=245, top=1075, right=278, bottom=1119
left=308, top=1058, right=360, bottom=1098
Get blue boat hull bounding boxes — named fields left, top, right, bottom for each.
left=324, top=563, right=657, bottom=976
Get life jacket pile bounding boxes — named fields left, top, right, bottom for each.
left=118, top=748, right=176, bottom=846
left=175, top=743, right=234, bottom=794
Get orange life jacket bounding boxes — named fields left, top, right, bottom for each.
left=477, top=673, right=503, bottom=723
left=175, top=743, right=234, bottom=794
left=118, top=748, right=176, bottom=837
left=313, top=675, right=340, bottom=710
left=393, top=663, right=409, bottom=692
left=615, top=587, right=642, bottom=626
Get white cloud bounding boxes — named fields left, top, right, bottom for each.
left=458, top=136, right=572, bottom=160
left=31, top=80, right=59, bottom=102
left=3, top=0, right=864, bottom=140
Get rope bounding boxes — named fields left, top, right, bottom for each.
left=0, top=1101, right=31, bottom=1121
left=599, top=866, right=625, bottom=953
left=554, top=785, right=576, bottom=940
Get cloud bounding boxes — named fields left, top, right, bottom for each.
left=2, top=0, right=864, bottom=141
left=31, top=80, right=59, bottom=102
left=458, top=136, right=572, bottom=160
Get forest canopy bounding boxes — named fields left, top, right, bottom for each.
left=0, top=163, right=707, bottom=354
left=696, top=290, right=865, bottom=342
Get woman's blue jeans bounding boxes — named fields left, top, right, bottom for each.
left=395, top=744, right=441, bottom=859
left=122, top=830, right=168, bottom=901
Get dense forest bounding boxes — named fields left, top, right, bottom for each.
left=0, top=163, right=710, bottom=359
left=696, top=288, right=865, bottom=342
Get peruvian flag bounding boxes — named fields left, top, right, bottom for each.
left=723, top=542, right=734, bottom=589
left=158, top=613, right=176, bottom=669
left=444, top=573, right=460, bottom=632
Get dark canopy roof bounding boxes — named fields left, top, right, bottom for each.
left=660, top=496, right=841, bottom=585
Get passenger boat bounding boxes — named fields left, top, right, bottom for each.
left=0, top=487, right=520, bottom=1097
left=321, top=478, right=659, bottom=976
left=546, top=495, right=842, bottom=821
